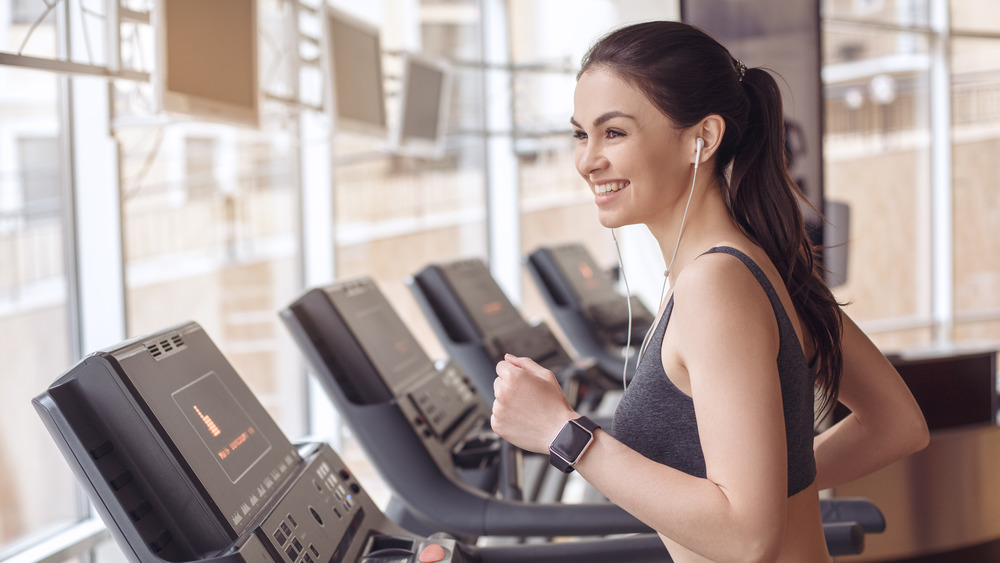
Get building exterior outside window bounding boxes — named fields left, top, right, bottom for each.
left=0, top=0, right=998, bottom=560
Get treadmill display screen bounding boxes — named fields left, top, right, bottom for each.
left=443, top=261, right=523, bottom=336
left=117, top=326, right=301, bottom=535
left=550, top=245, right=615, bottom=305
left=328, top=281, right=436, bottom=394
left=172, top=371, right=271, bottom=484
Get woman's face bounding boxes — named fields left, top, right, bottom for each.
left=572, top=67, right=694, bottom=231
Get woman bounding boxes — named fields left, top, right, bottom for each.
left=490, top=21, right=929, bottom=562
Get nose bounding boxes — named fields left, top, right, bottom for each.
left=576, top=141, right=609, bottom=178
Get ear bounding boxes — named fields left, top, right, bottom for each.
left=691, top=115, right=725, bottom=165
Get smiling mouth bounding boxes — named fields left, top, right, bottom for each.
left=595, top=181, right=629, bottom=195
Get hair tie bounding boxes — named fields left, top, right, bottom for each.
left=733, top=58, right=747, bottom=82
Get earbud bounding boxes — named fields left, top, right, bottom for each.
left=694, top=137, right=704, bottom=170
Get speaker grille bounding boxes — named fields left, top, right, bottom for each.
left=145, top=334, right=186, bottom=360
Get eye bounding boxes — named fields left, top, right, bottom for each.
left=606, top=129, right=625, bottom=139
left=572, top=129, right=587, bottom=141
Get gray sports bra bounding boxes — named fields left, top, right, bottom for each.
left=611, top=246, right=817, bottom=497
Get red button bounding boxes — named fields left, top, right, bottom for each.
left=418, top=543, right=447, bottom=563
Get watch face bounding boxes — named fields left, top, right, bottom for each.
left=551, top=419, right=594, bottom=464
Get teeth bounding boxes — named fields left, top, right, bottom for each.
left=595, top=182, right=627, bottom=195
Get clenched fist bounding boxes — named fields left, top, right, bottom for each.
left=490, top=354, right=579, bottom=454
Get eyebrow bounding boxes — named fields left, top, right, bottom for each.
left=569, top=111, right=636, bottom=129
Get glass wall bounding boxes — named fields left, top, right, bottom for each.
left=822, top=0, right=1000, bottom=355
left=2, top=0, right=1000, bottom=560
left=0, top=2, right=82, bottom=552
left=821, top=1, right=935, bottom=349
left=950, top=0, right=1000, bottom=343
left=0, top=64, right=80, bottom=556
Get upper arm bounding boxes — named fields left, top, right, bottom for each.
left=668, top=256, right=787, bottom=527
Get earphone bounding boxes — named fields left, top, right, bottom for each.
left=614, top=136, right=705, bottom=392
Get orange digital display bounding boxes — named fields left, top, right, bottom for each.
left=173, top=371, right=271, bottom=484
left=482, top=301, right=503, bottom=316
left=576, top=261, right=601, bottom=291
left=217, top=427, right=256, bottom=461
left=193, top=405, right=222, bottom=437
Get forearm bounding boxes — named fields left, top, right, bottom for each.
left=813, top=410, right=928, bottom=490
left=816, top=312, right=931, bottom=490
left=575, top=429, right=783, bottom=563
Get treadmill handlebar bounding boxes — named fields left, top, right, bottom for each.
left=482, top=497, right=652, bottom=537
left=471, top=533, right=669, bottom=563
left=821, top=522, right=865, bottom=557
left=820, top=497, right=886, bottom=533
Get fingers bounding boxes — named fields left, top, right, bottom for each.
left=503, top=353, right=536, bottom=370
left=502, top=354, right=555, bottom=382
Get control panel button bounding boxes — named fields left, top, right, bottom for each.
left=273, top=528, right=287, bottom=546
left=418, top=543, right=447, bottom=563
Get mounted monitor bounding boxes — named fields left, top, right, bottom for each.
left=322, top=6, right=388, bottom=137
left=154, top=0, right=260, bottom=128
left=392, top=51, right=453, bottom=158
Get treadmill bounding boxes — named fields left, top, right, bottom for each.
left=33, top=321, right=669, bottom=563
left=282, top=277, right=882, bottom=557
left=279, top=277, right=655, bottom=538
left=526, top=243, right=655, bottom=379
left=408, top=257, right=617, bottom=410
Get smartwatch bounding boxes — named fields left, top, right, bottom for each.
left=548, top=416, right=600, bottom=473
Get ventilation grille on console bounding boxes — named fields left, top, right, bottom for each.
left=146, top=334, right=186, bottom=360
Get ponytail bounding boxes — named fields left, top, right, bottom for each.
left=730, top=68, right=844, bottom=417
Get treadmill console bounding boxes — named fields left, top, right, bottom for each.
left=281, top=278, right=495, bottom=473
left=33, top=321, right=469, bottom=563
left=412, top=258, right=572, bottom=371
left=528, top=244, right=653, bottom=348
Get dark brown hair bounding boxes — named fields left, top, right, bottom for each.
left=580, top=21, right=843, bottom=416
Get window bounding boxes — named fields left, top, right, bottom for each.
left=120, top=119, right=306, bottom=437
left=0, top=68, right=78, bottom=557
left=951, top=32, right=1000, bottom=341
left=183, top=136, right=220, bottom=200
left=16, top=136, right=61, bottom=220
left=822, top=0, right=1000, bottom=353
left=822, top=14, right=935, bottom=348
left=3, top=1, right=999, bottom=561
left=11, top=0, right=50, bottom=25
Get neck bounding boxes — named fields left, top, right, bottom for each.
left=650, top=183, right=738, bottom=287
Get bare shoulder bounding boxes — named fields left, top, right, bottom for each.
left=671, top=246, right=774, bottom=309
left=669, top=247, right=780, bottom=355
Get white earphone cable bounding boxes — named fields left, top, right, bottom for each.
left=612, top=138, right=703, bottom=392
